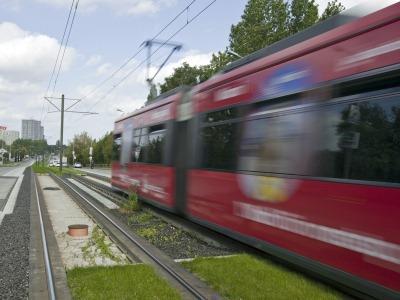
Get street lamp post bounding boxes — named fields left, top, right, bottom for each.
left=89, top=140, right=93, bottom=169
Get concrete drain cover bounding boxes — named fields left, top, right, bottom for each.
left=43, top=187, right=61, bottom=191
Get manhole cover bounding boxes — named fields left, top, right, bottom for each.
left=43, top=187, right=61, bottom=191
left=68, top=224, right=89, bottom=237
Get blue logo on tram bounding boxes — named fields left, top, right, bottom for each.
left=260, top=63, right=314, bottom=99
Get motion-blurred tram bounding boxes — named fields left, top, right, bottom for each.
left=112, top=1, right=400, bottom=298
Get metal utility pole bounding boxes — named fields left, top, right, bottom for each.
left=45, top=94, right=97, bottom=174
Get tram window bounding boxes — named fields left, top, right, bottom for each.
left=205, top=108, right=239, bottom=123
left=238, top=110, right=317, bottom=175
left=338, top=72, right=400, bottom=98
left=147, top=125, right=166, bottom=164
left=134, top=128, right=141, bottom=136
left=133, top=125, right=166, bottom=164
left=238, top=91, right=400, bottom=183
left=132, top=130, right=143, bottom=162
left=112, top=134, right=122, bottom=161
left=137, top=134, right=148, bottom=163
left=326, top=94, right=400, bottom=183
left=201, top=122, right=238, bottom=170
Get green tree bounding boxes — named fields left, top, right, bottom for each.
left=320, top=0, right=345, bottom=21
left=93, top=132, right=113, bottom=165
left=10, top=138, right=49, bottom=160
left=156, top=51, right=235, bottom=96
left=229, top=0, right=289, bottom=57
left=65, top=132, right=93, bottom=166
left=289, top=0, right=319, bottom=34
left=199, top=51, right=235, bottom=81
left=159, top=62, right=201, bottom=94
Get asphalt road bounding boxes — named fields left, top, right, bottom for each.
left=0, top=160, right=33, bottom=176
left=0, top=167, right=13, bottom=176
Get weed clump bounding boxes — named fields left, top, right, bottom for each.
left=81, top=226, right=127, bottom=265
left=120, top=189, right=140, bottom=213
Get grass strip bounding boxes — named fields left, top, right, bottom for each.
left=32, top=164, right=84, bottom=176
left=182, top=254, right=341, bottom=300
left=67, top=265, right=181, bottom=300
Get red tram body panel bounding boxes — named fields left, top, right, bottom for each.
left=112, top=2, right=400, bottom=298
left=112, top=92, right=181, bottom=209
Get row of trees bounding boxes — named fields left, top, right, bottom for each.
left=0, top=139, right=50, bottom=160
left=64, top=132, right=113, bottom=166
left=150, top=0, right=345, bottom=98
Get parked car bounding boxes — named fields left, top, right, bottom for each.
left=74, top=162, right=82, bottom=168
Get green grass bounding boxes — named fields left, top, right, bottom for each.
left=67, top=265, right=181, bottom=300
left=32, top=164, right=84, bottom=176
left=136, top=225, right=162, bottom=242
left=181, top=254, right=341, bottom=300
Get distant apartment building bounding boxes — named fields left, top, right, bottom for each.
left=21, top=119, right=44, bottom=140
left=0, top=130, right=19, bottom=145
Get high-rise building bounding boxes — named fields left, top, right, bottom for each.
left=0, top=130, right=19, bottom=145
left=21, top=119, right=44, bottom=140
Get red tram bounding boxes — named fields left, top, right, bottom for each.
left=112, top=2, right=400, bottom=298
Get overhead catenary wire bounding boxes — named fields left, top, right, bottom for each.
left=51, top=0, right=80, bottom=96
left=79, top=0, right=198, bottom=102
left=46, top=0, right=76, bottom=97
left=81, top=0, right=217, bottom=116
left=40, top=0, right=76, bottom=122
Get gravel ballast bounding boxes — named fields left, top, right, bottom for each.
left=112, top=209, right=236, bottom=260
left=0, top=168, right=30, bottom=299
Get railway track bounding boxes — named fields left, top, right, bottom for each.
left=71, top=173, right=252, bottom=252
left=33, top=175, right=56, bottom=300
left=50, top=173, right=220, bottom=300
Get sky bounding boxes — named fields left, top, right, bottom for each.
left=0, top=0, right=367, bottom=144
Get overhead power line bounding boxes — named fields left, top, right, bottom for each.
left=82, top=0, right=217, bottom=115
left=45, top=0, right=76, bottom=97
left=41, top=0, right=76, bottom=122
left=80, top=0, right=198, bottom=101
left=51, top=0, right=80, bottom=96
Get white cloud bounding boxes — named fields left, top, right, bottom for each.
left=0, top=77, right=40, bottom=94
left=0, top=22, right=76, bottom=83
left=0, top=22, right=26, bottom=42
left=0, top=22, right=77, bottom=139
left=85, top=54, right=102, bottom=67
left=96, top=63, right=113, bottom=76
left=35, top=0, right=178, bottom=15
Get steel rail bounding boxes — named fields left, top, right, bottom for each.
left=71, top=174, right=244, bottom=252
left=54, top=175, right=208, bottom=300
left=33, top=175, right=56, bottom=300
left=70, top=174, right=125, bottom=205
